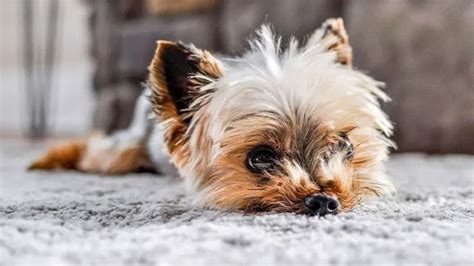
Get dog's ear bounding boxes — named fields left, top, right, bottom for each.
left=306, top=18, right=352, bottom=66
left=148, top=41, right=223, bottom=156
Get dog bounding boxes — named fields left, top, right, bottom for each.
left=29, top=18, right=395, bottom=216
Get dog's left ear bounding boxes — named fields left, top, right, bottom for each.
left=148, top=41, right=223, bottom=156
left=306, top=18, right=352, bottom=66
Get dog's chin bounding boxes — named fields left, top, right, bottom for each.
left=243, top=202, right=334, bottom=216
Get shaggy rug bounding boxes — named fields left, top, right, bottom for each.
left=1, top=141, right=473, bottom=265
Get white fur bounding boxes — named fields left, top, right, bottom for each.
left=206, top=26, right=392, bottom=144
left=186, top=25, right=396, bottom=197
left=122, top=24, right=395, bottom=199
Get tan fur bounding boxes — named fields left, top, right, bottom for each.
left=28, top=139, right=87, bottom=170
left=29, top=134, right=152, bottom=175
left=78, top=135, right=153, bottom=175
left=191, top=118, right=363, bottom=213
left=309, top=18, right=353, bottom=66
left=324, top=18, right=352, bottom=66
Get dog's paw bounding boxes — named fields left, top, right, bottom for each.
left=77, top=134, right=152, bottom=175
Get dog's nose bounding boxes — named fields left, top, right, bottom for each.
left=304, top=194, right=339, bottom=216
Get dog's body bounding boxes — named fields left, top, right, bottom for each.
left=30, top=18, right=395, bottom=215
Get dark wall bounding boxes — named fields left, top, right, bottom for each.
left=346, top=0, right=474, bottom=154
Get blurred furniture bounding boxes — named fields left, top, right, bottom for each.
left=86, top=0, right=474, bottom=154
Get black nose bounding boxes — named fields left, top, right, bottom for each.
left=304, top=194, right=339, bottom=216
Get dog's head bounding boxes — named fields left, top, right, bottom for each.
left=148, top=18, right=395, bottom=215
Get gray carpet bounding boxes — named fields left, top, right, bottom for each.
left=1, top=141, right=473, bottom=265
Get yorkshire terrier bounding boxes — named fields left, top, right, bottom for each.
left=29, top=18, right=395, bottom=216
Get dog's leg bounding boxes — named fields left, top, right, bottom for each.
left=29, top=88, right=156, bottom=175
left=27, top=138, right=88, bottom=170
left=307, top=18, right=352, bottom=66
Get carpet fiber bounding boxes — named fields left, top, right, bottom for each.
left=1, top=141, right=473, bottom=265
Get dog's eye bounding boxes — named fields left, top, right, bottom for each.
left=246, top=146, right=278, bottom=173
left=338, top=134, right=354, bottom=160
left=325, top=134, right=355, bottom=162
left=345, top=142, right=355, bottom=160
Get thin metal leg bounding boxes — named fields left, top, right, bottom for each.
left=21, top=0, right=61, bottom=139
left=21, top=0, right=37, bottom=138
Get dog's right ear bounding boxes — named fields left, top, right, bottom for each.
left=148, top=41, right=223, bottom=158
left=306, top=18, right=352, bottom=66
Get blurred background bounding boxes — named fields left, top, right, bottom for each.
left=1, top=0, right=473, bottom=154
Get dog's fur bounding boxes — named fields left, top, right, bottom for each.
left=30, top=18, right=395, bottom=214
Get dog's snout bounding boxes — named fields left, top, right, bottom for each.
left=304, top=194, right=339, bottom=216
